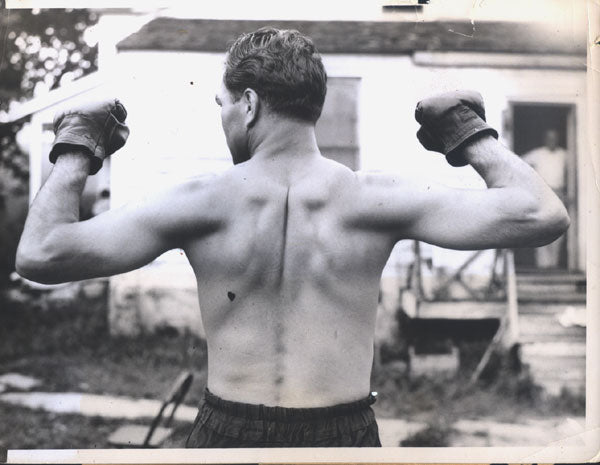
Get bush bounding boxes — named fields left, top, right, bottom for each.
left=0, top=284, right=108, bottom=361
left=400, top=422, right=454, bottom=447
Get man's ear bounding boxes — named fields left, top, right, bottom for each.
left=243, top=88, right=260, bottom=128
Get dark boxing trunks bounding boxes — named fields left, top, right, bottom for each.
left=185, top=388, right=382, bottom=448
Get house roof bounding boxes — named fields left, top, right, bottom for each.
left=117, top=18, right=585, bottom=56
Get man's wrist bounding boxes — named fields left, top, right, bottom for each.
left=53, top=151, right=92, bottom=175
left=460, top=134, right=498, bottom=166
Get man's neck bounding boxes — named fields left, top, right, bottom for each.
left=249, top=116, right=321, bottom=163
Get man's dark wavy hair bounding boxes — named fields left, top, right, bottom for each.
left=224, top=27, right=328, bottom=123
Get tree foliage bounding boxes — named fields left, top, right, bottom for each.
left=0, top=4, right=98, bottom=112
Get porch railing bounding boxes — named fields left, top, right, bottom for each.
left=404, top=242, right=520, bottom=382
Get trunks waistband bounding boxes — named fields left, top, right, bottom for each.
left=203, top=388, right=377, bottom=422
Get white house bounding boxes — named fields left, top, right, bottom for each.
left=12, top=3, right=589, bottom=341
left=108, top=12, right=587, bottom=337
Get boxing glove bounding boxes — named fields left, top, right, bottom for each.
left=414, top=90, right=498, bottom=167
left=49, top=98, right=130, bottom=175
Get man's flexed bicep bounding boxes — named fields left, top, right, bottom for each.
left=350, top=90, right=569, bottom=251
left=16, top=154, right=220, bottom=283
left=353, top=158, right=567, bottom=251
left=397, top=178, right=565, bottom=250
left=19, top=201, right=175, bottom=284
left=17, top=97, right=219, bottom=283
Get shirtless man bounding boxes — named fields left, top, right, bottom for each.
left=16, top=28, right=569, bottom=448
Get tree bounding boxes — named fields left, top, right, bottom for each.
left=0, top=4, right=98, bottom=112
left=0, top=3, right=99, bottom=283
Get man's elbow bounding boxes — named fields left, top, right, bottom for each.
left=15, top=248, right=46, bottom=283
left=15, top=242, right=64, bottom=284
left=544, top=196, right=570, bottom=235
left=529, top=198, right=570, bottom=246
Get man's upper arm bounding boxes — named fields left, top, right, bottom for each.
left=49, top=176, right=221, bottom=280
left=350, top=172, right=540, bottom=250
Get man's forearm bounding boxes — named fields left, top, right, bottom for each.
left=461, top=135, right=542, bottom=189
left=16, top=152, right=91, bottom=279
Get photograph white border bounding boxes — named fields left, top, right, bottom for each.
left=2, top=0, right=599, bottom=463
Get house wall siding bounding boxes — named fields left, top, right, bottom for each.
left=106, top=49, right=586, bottom=337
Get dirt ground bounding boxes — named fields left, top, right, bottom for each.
left=0, top=286, right=585, bottom=449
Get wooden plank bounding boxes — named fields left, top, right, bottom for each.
left=516, top=272, right=586, bottom=283
left=535, top=380, right=585, bottom=396
left=521, top=341, right=586, bottom=357
left=505, top=250, right=519, bottom=345
left=417, top=301, right=505, bottom=319
left=529, top=368, right=585, bottom=384
left=517, top=303, right=586, bottom=315
left=518, top=293, right=586, bottom=304
left=517, top=283, right=582, bottom=294
left=519, top=314, right=586, bottom=339
left=520, top=332, right=586, bottom=343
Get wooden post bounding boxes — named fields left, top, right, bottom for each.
left=502, top=249, right=520, bottom=347
left=469, top=249, right=520, bottom=386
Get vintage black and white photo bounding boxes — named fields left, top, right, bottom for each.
left=0, top=0, right=595, bottom=462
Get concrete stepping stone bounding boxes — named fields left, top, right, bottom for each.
left=0, top=373, right=42, bottom=391
left=0, top=391, right=198, bottom=422
left=452, top=417, right=585, bottom=447
left=377, top=418, right=427, bottom=446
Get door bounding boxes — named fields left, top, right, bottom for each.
left=506, top=103, right=578, bottom=271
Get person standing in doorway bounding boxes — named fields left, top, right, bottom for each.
left=522, top=129, right=568, bottom=268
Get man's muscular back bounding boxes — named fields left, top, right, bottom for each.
left=185, top=154, right=393, bottom=407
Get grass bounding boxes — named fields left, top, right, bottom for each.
left=0, top=286, right=209, bottom=449
left=372, top=340, right=585, bottom=446
left=399, top=422, right=454, bottom=447
left=0, top=403, right=124, bottom=450
left=0, top=286, right=587, bottom=449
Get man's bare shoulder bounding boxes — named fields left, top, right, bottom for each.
left=176, top=172, right=222, bottom=191
left=354, top=170, right=427, bottom=191
left=340, top=169, right=443, bottom=234
left=311, top=157, right=357, bottom=186
left=164, top=171, right=232, bottom=201
left=135, top=171, right=229, bottom=220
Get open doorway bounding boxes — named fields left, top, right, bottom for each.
left=509, top=103, right=577, bottom=271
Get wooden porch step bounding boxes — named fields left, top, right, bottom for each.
left=516, top=302, right=586, bottom=315
left=517, top=282, right=584, bottom=295
left=521, top=341, right=586, bottom=396
left=526, top=361, right=586, bottom=395
left=528, top=362, right=586, bottom=381
left=518, top=313, right=585, bottom=343
left=520, top=341, right=586, bottom=358
left=516, top=271, right=586, bottom=284
left=516, top=271, right=586, bottom=304
left=414, top=301, right=586, bottom=320
left=416, top=301, right=505, bottom=320
left=531, top=379, right=585, bottom=396
left=517, top=292, right=586, bottom=304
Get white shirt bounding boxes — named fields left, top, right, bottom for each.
left=522, top=146, right=567, bottom=190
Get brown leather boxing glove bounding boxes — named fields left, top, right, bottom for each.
left=49, top=98, right=130, bottom=175
left=414, top=90, right=498, bottom=167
